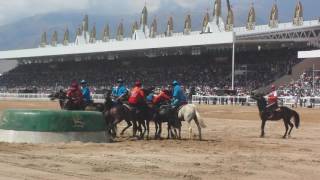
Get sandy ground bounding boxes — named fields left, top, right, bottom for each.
left=0, top=100, right=319, bottom=180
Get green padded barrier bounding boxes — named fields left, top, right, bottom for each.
left=0, top=109, right=106, bottom=132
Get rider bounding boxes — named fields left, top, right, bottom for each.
left=66, top=81, right=83, bottom=110
left=266, top=84, right=279, bottom=118
left=80, top=80, right=92, bottom=106
left=171, top=80, right=187, bottom=109
left=153, top=88, right=171, bottom=107
left=128, top=80, right=146, bottom=111
left=146, top=87, right=155, bottom=104
left=112, top=78, right=128, bottom=103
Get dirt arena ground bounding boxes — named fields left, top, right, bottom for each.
left=0, top=100, right=319, bottom=180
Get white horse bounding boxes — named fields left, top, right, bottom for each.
left=175, top=104, right=206, bottom=140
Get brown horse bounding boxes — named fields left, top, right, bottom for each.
left=103, top=90, right=140, bottom=139
left=251, top=94, right=300, bottom=138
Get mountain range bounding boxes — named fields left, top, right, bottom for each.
left=0, top=9, right=267, bottom=51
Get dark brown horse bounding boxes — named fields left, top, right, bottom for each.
left=148, top=103, right=182, bottom=139
left=251, top=94, right=300, bottom=138
left=49, top=90, right=105, bottom=112
left=103, top=90, right=140, bottom=139
left=48, top=89, right=68, bottom=109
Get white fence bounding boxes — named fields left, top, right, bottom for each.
left=1, top=93, right=320, bottom=108
left=191, top=95, right=320, bottom=108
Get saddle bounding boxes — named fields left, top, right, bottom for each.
left=122, top=103, right=133, bottom=111
left=177, top=103, right=187, bottom=111
left=265, top=103, right=281, bottom=119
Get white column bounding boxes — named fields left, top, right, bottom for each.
left=232, top=32, right=235, bottom=90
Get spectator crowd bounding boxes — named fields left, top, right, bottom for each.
left=0, top=48, right=301, bottom=96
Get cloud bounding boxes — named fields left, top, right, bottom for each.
left=0, top=0, right=89, bottom=25
left=0, top=0, right=317, bottom=26
left=87, top=0, right=161, bottom=15
left=173, top=0, right=204, bottom=9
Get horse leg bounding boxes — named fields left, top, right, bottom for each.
left=188, top=121, right=193, bottom=140
left=141, top=120, right=147, bottom=139
left=170, top=126, right=175, bottom=139
left=260, top=120, right=266, bottom=138
left=173, top=129, right=178, bottom=139
left=132, top=119, right=138, bottom=137
left=158, top=121, right=162, bottom=139
left=288, top=120, right=294, bottom=137
left=167, top=123, right=171, bottom=139
left=155, top=121, right=159, bottom=139
left=194, top=118, right=202, bottom=140
left=120, top=120, right=132, bottom=136
left=283, top=120, right=289, bottom=139
left=146, top=120, right=150, bottom=140
left=136, top=119, right=144, bottom=139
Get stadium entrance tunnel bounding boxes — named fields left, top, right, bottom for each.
left=0, top=109, right=111, bottom=143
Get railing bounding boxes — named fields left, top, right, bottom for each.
left=192, top=95, right=320, bottom=108
left=0, top=93, right=106, bottom=102
left=1, top=93, right=320, bottom=108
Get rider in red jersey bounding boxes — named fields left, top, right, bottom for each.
left=128, top=81, right=145, bottom=106
left=66, top=81, right=83, bottom=110
left=153, top=89, right=171, bottom=106
left=266, top=85, right=279, bottom=118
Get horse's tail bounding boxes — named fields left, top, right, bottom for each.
left=193, top=105, right=206, bottom=128
left=292, top=110, right=300, bottom=129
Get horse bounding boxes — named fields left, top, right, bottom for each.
left=103, top=90, right=140, bottom=139
left=152, top=103, right=182, bottom=139
left=177, top=104, right=206, bottom=140
left=251, top=93, right=300, bottom=138
left=48, top=89, right=67, bottom=109
left=49, top=90, right=105, bottom=112
left=124, top=88, right=154, bottom=139
left=48, top=90, right=82, bottom=110
left=109, top=87, right=163, bottom=140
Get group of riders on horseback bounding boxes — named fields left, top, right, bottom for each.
left=50, top=78, right=299, bottom=139
left=54, top=78, right=190, bottom=139
left=64, top=78, right=187, bottom=116
left=61, top=77, right=281, bottom=119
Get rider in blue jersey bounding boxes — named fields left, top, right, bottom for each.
left=80, top=80, right=92, bottom=105
left=112, top=78, right=128, bottom=103
left=171, top=80, right=187, bottom=108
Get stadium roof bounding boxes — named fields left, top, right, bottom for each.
left=0, top=32, right=234, bottom=60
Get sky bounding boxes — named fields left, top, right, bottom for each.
left=0, top=0, right=319, bottom=26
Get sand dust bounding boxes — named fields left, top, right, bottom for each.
left=0, top=100, right=319, bottom=180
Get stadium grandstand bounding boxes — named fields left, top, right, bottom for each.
left=0, top=0, right=320, bottom=99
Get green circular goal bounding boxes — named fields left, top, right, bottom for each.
left=0, top=109, right=111, bottom=143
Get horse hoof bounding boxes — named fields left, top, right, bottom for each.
left=260, top=135, right=264, bottom=138
left=282, top=136, right=287, bottom=139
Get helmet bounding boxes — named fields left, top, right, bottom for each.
left=80, top=80, right=87, bottom=84
left=172, top=80, right=178, bottom=86
left=117, top=78, right=123, bottom=83
left=135, top=80, right=142, bottom=87
left=71, top=81, right=79, bottom=89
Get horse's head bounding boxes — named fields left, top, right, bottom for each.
left=104, top=89, right=112, bottom=99
left=48, top=90, right=66, bottom=100
left=143, top=87, right=155, bottom=96
left=251, top=93, right=267, bottom=111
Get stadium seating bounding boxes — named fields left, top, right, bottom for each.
left=0, top=48, right=301, bottom=95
